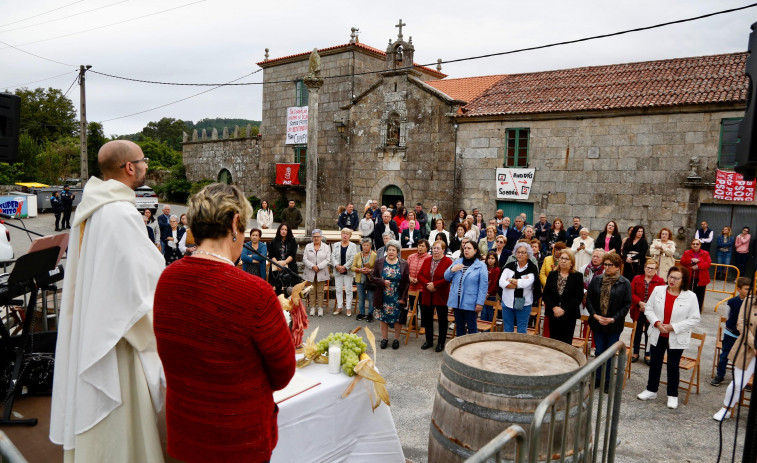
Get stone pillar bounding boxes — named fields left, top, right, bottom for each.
left=304, top=49, right=324, bottom=235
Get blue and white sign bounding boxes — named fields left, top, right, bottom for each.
left=0, top=195, right=28, bottom=218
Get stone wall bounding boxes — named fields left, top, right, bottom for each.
left=183, top=136, right=261, bottom=195
left=348, top=73, right=458, bottom=219
left=456, top=108, right=751, bottom=246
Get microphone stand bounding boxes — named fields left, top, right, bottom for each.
left=244, top=242, right=303, bottom=284
left=1, top=218, right=44, bottom=241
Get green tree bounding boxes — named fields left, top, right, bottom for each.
left=87, top=122, right=107, bottom=179
left=14, top=87, right=78, bottom=142
left=141, top=117, right=188, bottom=151
left=135, top=138, right=181, bottom=171
left=35, top=137, right=80, bottom=184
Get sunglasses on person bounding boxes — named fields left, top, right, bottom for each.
left=603, top=262, right=616, bottom=267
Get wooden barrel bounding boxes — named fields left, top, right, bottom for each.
left=428, top=332, right=589, bottom=462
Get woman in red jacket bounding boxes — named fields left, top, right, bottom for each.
left=154, top=184, right=296, bottom=463
left=418, top=239, right=453, bottom=352
left=679, top=239, right=711, bottom=312
left=630, top=259, right=666, bottom=364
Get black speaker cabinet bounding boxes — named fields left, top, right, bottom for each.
left=0, top=93, right=21, bottom=164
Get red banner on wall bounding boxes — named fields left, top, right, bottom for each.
left=276, top=163, right=300, bottom=185
left=714, top=169, right=755, bottom=201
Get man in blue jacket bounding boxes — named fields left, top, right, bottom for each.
left=337, top=202, right=359, bottom=231
left=158, top=205, right=172, bottom=255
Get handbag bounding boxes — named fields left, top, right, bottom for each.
left=512, top=297, right=526, bottom=311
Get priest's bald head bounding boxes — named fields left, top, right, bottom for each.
left=98, top=140, right=148, bottom=190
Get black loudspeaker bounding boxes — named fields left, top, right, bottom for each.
left=735, top=22, right=757, bottom=181
left=0, top=93, right=21, bottom=164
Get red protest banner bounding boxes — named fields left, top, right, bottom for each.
left=713, top=169, right=755, bottom=201
left=275, top=164, right=300, bottom=185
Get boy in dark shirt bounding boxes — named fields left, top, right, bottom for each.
left=711, top=277, right=751, bottom=386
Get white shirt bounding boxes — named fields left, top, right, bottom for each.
left=499, top=261, right=536, bottom=307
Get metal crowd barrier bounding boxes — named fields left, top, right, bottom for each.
left=0, top=431, right=28, bottom=463
left=465, top=341, right=626, bottom=463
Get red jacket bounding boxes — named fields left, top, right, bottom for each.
left=487, top=266, right=501, bottom=298
left=679, top=249, right=711, bottom=287
left=418, top=256, right=452, bottom=306
left=630, top=274, right=666, bottom=321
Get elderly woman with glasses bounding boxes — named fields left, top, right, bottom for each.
left=586, top=252, right=631, bottom=390
left=331, top=228, right=359, bottom=316
left=637, top=266, right=701, bottom=409
left=371, top=240, right=409, bottom=350
left=543, top=249, right=584, bottom=345
left=679, top=239, right=711, bottom=313
left=630, top=259, right=666, bottom=364
left=352, top=237, right=377, bottom=322
left=154, top=183, right=295, bottom=463
left=302, top=229, right=331, bottom=317
left=500, top=242, right=542, bottom=334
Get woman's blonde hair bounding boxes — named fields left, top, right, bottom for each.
left=559, top=248, right=576, bottom=272
left=187, top=183, right=252, bottom=244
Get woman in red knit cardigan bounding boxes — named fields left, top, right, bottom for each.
left=154, top=183, right=295, bottom=463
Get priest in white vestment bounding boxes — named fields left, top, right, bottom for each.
left=50, top=140, right=166, bottom=462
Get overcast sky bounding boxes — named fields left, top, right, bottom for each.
left=1, top=0, right=754, bottom=137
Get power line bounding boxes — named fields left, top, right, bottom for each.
left=64, top=74, right=80, bottom=97
left=0, top=0, right=206, bottom=51
left=0, top=0, right=84, bottom=28
left=98, top=69, right=262, bottom=123
left=86, top=2, right=757, bottom=88
left=0, top=70, right=77, bottom=90
left=0, top=37, right=75, bottom=67
left=0, top=0, right=130, bottom=34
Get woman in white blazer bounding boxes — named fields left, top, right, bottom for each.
left=637, top=265, right=701, bottom=409
left=302, top=229, right=331, bottom=317
left=331, top=228, right=359, bottom=316
left=256, top=200, right=274, bottom=229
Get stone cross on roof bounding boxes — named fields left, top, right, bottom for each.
left=395, top=19, right=406, bottom=39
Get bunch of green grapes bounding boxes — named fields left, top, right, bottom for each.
left=315, top=332, right=368, bottom=376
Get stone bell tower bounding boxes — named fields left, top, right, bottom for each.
left=385, top=19, right=415, bottom=72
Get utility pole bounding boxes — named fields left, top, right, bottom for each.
left=79, top=65, right=91, bottom=186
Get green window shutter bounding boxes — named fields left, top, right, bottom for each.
left=505, top=128, right=529, bottom=167
left=718, top=118, right=742, bottom=168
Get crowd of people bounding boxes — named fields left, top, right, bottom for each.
left=52, top=143, right=755, bottom=463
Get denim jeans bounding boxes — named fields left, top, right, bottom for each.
left=717, top=251, right=732, bottom=266
left=593, top=330, right=621, bottom=385
left=501, top=302, right=530, bottom=334
left=453, top=309, right=478, bottom=336
left=716, top=335, right=737, bottom=379
left=356, top=282, right=374, bottom=316
left=480, top=296, right=498, bottom=322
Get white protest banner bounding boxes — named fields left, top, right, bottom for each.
left=713, top=169, right=756, bottom=201
left=496, top=168, right=535, bottom=200
left=286, top=107, right=308, bottom=144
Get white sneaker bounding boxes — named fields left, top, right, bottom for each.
left=318, top=307, right=323, bottom=317
left=309, top=307, right=315, bottom=316
left=637, top=390, right=658, bottom=401
left=713, top=407, right=731, bottom=421
left=667, top=396, right=678, bottom=409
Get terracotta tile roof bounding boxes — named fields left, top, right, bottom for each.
left=256, top=42, right=447, bottom=78
left=461, top=52, right=748, bottom=117
left=425, top=75, right=506, bottom=103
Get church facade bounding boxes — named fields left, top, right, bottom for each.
left=183, top=25, right=752, bottom=251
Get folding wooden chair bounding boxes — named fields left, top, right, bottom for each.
left=711, top=315, right=731, bottom=378
left=402, top=290, right=421, bottom=345
left=661, top=332, right=706, bottom=405
left=622, top=320, right=637, bottom=388
left=572, top=315, right=590, bottom=358
left=477, top=297, right=501, bottom=333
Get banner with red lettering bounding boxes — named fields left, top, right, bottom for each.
left=276, top=164, right=301, bottom=185
left=714, top=169, right=755, bottom=201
